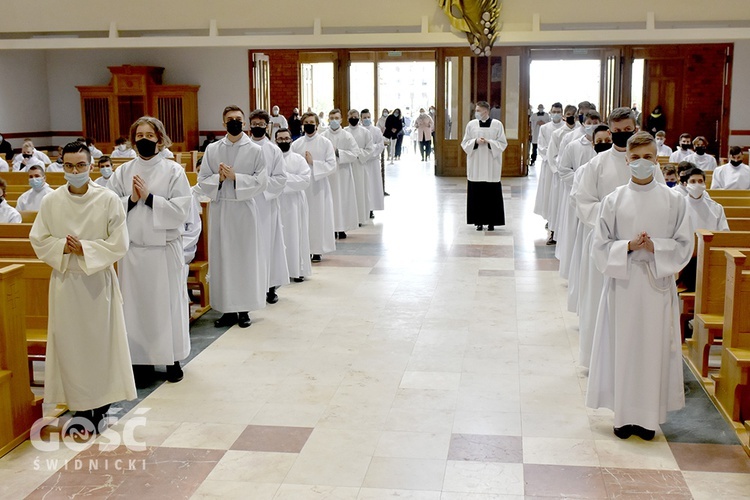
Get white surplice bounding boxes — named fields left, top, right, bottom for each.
left=546, top=123, right=580, bottom=232
left=95, top=176, right=111, bottom=188
left=0, top=198, right=21, bottom=222
left=567, top=163, right=591, bottom=314
left=291, top=133, right=337, bottom=255
left=16, top=184, right=54, bottom=211
left=110, top=148, right=137, bottom=158
left=108, top=155, right=192, bottom=365
left=460, top=119, right=507, bottom=182
left=253, top=136, right=289, bottom=289
left=322, top=127, right=361, bottom=232
left=711, top=163, right=750, bottom=190
left=587, top=179, right=692, bottom=429
left=345, top=124, right=374, bottom=225
left=280, top=150, right=312, bottom=278
left=182, top=189, right=202, bottom=265
left=683, top=152, right=718, bottom=172
left=533, top=120, right=565, bottom=219
left=30, top=182, right=136, bottom=410
left=0, top=158, right=9, bottom=172
left=12, top=156, right=45, bottom=172
left=198, top=134, right=268, bottom=313
left=686, top=194, right=729, bottom=232
left=574, top=148, right=666, bottom=367
left=669, top=148, right=692, bottom=164
left=46, top=161, right=65, bottom=173
left=363, top=124, right=385, bottom=211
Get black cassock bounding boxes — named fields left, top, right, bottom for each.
left=466, top=119, right=505, bottom=226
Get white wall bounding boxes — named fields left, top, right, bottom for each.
left=0, top=51, right=51, bottom=146
left=729, top=40, right=750, bottom=147
left=46, top=47, right=250, bottom=133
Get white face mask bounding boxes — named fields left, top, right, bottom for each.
left=117, top=144, right=127, bottom=152
left=550, top=113, right=562, bottom=123
left=99, top=166, right=113, bottom=178
left=65, top=171, right=90, bottom=188
left=475, top=112, right=485, bottom=121
left=655, top=138, right=665, bottom=147
left=29, top=177, right=46, bottom=191
left=584, top=125, right=596, bottom=137
left=328, top=119, right=341, bottom=131
left=687, top=183, right=706, bottom=199
left=629, top=158, right=656, bottom=180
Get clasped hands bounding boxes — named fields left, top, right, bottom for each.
left=476, top=137, right=488, bottom=145
left=628, top=231, right=655, bottom=254
left=130, top=175, right=150, bottom=203
left=63, top=235, right=83, bottom=256
left=219, top=162, right=236, bottom=182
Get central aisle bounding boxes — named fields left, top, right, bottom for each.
left=6, top=158, right=749, bottom=499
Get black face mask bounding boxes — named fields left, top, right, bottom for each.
left=348, top=117, right=359, bottom=127
left=731, top=160, right=742, bottom=167
left=250, top=126, right=267, bottom=139
left=594, top=142, right=613, bottom=154
left=277, top=142, right=291, bottom=153
left=226, top=120, right=243, bottom=137
left=565, top=115, right=576, bottom=126
left=695, top=146, right=706, bottom=155
left=680, top=143, right=690, bottom=150
left=578, top=113, right=585, bottom=124
left=135, top=138, right=158, bottom=158
left=303, top=123, right=316, bottom=135
left=611, top=130, right=634, bottom=148
left=23, top=153, right=32, bottom=159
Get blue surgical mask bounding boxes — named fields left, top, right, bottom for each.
left=329, top=119, right=341, bottom=131
left=362, top=118, right=373, bottom=127
left=65, top=171, right=90, bottom=188
left=29, top=178, right=45, bottom=191
left=666, top=181, right=677, bottom=188
left=99, top=167, right=112, bottom=178
left=629, top=158, right=656, bottom=180
left=584, top=125, right=596, bottom=137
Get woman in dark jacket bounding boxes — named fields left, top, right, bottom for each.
left=384, top=108, right=405, bottom=161
left=646, top=105, right=666, bottom=136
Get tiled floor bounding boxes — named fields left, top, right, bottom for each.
left=2, top=156, right=750, bottom=499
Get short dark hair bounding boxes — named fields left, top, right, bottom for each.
left=361, top=108, right=371, bottom=116
left=62, top=141, right=92, bottom=163
left=677, top=161, right=696, bottom=175
left=551, top=102, right=563, bottom=110
left=608, top=107, right=637, bottom=126
left=729, top=146, right=742, bottom=156
left=662, top=165, right=677, bottom=176
left=28, top=165, right=45, bottom=175
left=476, top=101, right=490, bottom=110
left=301, top=111, right=319, bottom=125
left=249, top=109, right=270, bottom=124
left=329, top=108, right=342, bottom=117
left=98, top=155, right=111, bottom=166
left=223, top=105, right=244, bottom=120
left=679, top=133, right=692, bottom=141
left=275, top=128, right=291, bottom=139
left=584, top=111, right=601, bottom=122
left=686, top=166, right=706, bottom=181
left=115, top=136, right=127, bottom=146
left=593, top=124, right=610, bottom=138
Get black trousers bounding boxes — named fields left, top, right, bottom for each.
left=419, top=140, right=432, bottom=159
left=467, top=180, right=505, bottom=226
left=531, top=143, right=538, bottom=164
left=395, top=134, right=404, bottom=157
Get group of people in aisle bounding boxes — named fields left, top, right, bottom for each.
left=1, top=103, right=389, bottom=437
left=532, top=101, right=747, bottom=441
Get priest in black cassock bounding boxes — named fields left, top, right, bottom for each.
left=461, top=100, right=508, bottom=231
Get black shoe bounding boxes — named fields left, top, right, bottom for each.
left=214, top=312, right=238, bottom=328
left=370, top=211, right=375, bottom=219
left=266, top=287, right=279, bottom=304
left=166, top=361, right=184, bottom=383
left=488, top=225, right=495, bottom=231
left=384, top=192, right=390, bottom=196
left=311, top=254, right=321, bottom=262
left=613, top=425, right=634, bottom=439
left=64, top=411, right=97, bottom=437
left=338, top=231, right=347, bottom=239
left=632, top=425, right=656, bottom=441
left=132, top=365, right=155, bottom=389
left=476, top=225, right=483, bottom=231
left=292, top=277, right=304, bottom=283
left=238, top=312, right=252, bottom=328
left=546, top=232, right=556, bottom=245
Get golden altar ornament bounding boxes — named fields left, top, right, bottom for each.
left=439, top=0, right=502, bottom=56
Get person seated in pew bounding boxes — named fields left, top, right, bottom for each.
left=12, top=141, right=46, bottom=172
left=711, top=146, right=750, bottom=190
left=46, top=146, right=65, bottom=173
left=95, top=156, right=113, bottom=187
left=17, top=165, right=54, bottom=211
left=84, top=137, right=103, bottom=159
left=669, top=133, right=693, bottom=164
left=110, top=136, right=136, bottom=158
left=662, top=164, right=679, bottom=188
left=684, top=136, right=718, bottom=172
left=29, top=141, right=136, bottom=436
left=674, top=161, right=695, bottom=196
left=655, top=130, right=672, bottom=157
left=0, top=131, right=13, bottom=161
left=0, top=177, right=22, bottom=223
left=587, top=131, right=693, bottom=441
left=0, top=154, right=8, bottom=172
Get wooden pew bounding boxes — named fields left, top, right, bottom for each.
left=0, top=264, right=43, bottom=458
left=0, top=238, right=36, bottom=258
left=725, top=207, right=750, bottom=218
left=187, top=200, right=210, bottom=322
left=713, top=197, right=750, bottom=207
left=686, top=230, right=750, bottom=377
left=708, top=190, right=750, bottom=198
left=20, top=212, right=36, bottom=223
left=714, top=250, right=750, bottom=423
left=0, top=223, right=32, bottom=238
left=729, top=219, right=750, bottom=231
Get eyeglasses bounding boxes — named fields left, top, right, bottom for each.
left=63, top=162, right=90, bottom=172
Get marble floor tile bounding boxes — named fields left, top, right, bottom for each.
left=447, top=434, right=523, bottom=463
left=522, top=436, right=600, bottom=467
left=272, top=484, right=361, bottom=499
left=452, top=411, right=522, bottom=437
left=206, top=450, right=296, bottom=483
left=522, top=464, right=607, bottom=498
left=375, top=431, right=452, bottom=459
left=600, top=467, right=692, bottom=498
left=442, top=461, right=524, bottom=495
left=358, top=488, right=441, bottom=499
left=160, top=422, right=246, bottom=450
left=595, top=438, right=680, bottom=470
left=682, top=470, right=750, bottom=500
left=363, top=457, right=447, bottom=491
left=190, top=480, right=281, bottom=499
left=230, top=425, right=313, bottom=453
left=667, top=442, right=750, bottom=473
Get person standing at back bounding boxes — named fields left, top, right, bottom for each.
left=530, top=104, right=550, bottom=166
left=415, top=108, right=434, bottom=162
left=384, top=109, right=404, bottom=162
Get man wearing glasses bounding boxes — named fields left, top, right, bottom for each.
left=30, top=141, right=136, bottom=436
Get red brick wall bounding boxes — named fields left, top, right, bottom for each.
left=264, top=50, right=300, bottom=116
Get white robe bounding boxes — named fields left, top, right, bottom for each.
left=280, top=151, right=312, bottom=278
left=0, top=198, right=22, bottom=223
left=108, top=155, right=192, bottom=365
left=657, top=144, right=673, bottom=156
left=46, top=161, right=65, bottom=173
left=460, top=119, right=507, bottom=182
left=363, top=124, right=385, bottom=211
left=587, top=180, right=692, bottom=429
left=555, top=136, right=595, bottom=278
left=322, top=128, right=361, bottom=232
left=567, top=165, right=588, bottom=313
left=0, top=158, right=9, bottom=172
left=111, top=148, right=137, bottom=158
left=531, top=112, right=550, bottom=144
left=95, top=176, right=111, bottom=188
left=12, top=156, right=45, bottom=172
left=253, top=137, right=289, bottom=289
left=669, top=148, right=692, bottom=164
left=711, top=163, right=750, bottom=190
left=198, top=135, right=268, bottom=312
left=291, top=133, right=337, bottom=255
left=30, top=182, right=136, bottom=410
left=533, top=120, right=565, bottom=218
left=345, top=125, right=375, bottom=225
left=686, top=194, right=729, bottom=232
left=89, top=145, right=104, bottom=159
left=17, top=184, right=54, bottom=212
left=547, top=124, right=580, bottom=232
left=574, top=148, right=666, bottom=367
left=683, top=152, right=717, bottom=172
left=182, top=190, right=202, bottom=265
left=13, top=149, right=50, bottom=166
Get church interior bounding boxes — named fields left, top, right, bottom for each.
left=1, top=0, right=750, bottom=498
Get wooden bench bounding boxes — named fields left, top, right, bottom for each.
left=713, top=197, right=750, bottom=207
left=708, top=190, right=750, bottom=198
left=187, top=200, right=210, bottom=322
left=686, top=230, right=750, bottom=377
left=714, top=251, right=750, bottom=423
left=0, top=264, right=43, bottom=458
left=725, top=207, right=750, bottom=218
